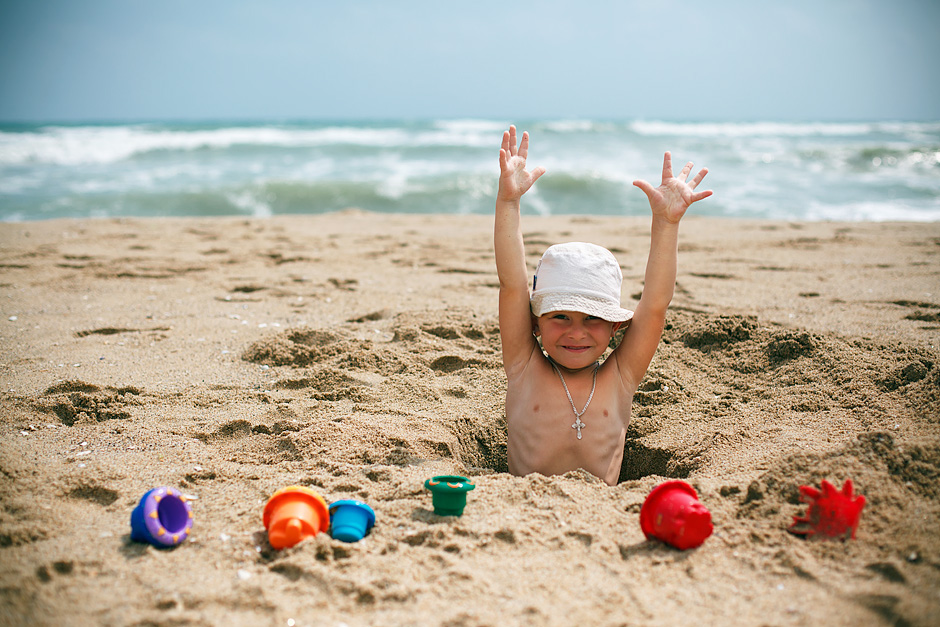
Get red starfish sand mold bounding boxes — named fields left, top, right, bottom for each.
left=788, top=478, right=866, bottom=540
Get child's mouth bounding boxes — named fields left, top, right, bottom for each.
left=562, top=345, right=590, bottom=353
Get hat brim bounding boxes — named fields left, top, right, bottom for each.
left=531, top=292, right=634, bottom=323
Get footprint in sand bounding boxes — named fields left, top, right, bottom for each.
left=75, top=326, right=170, bottom=338
left=891, top=299, right=940, bottom=326
left=36, top=561, right=75, bottom=583
left=194, top=419, right=252, bottom=443
left=429, top=355, right=492, bottom=373
left=66, top=482, right=120, bottom=506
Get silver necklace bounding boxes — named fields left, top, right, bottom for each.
left=550, top=360, right=599, bottom=440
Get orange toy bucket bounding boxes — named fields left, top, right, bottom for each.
left=263, top=486, right=329, bottom=549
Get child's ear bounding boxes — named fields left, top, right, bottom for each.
left=611, top=321, right=623, bottom=336
left=531, top=315, right=541, bottom=337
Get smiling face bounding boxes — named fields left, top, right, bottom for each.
left=534, top=311, right=621, bottom=371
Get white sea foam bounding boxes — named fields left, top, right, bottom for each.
left=804, top=199, right=940, bottom=222
left=628, top=120, right=939, bottom=138
left=541, top=120, right=598, bottom=133
left=433, top=119, right=505, bottom=133
left=1, top=119, right=937, bottom=222
left=225, top=190, right=273, bottom=218
left=0, top=124, right=494, bottom=167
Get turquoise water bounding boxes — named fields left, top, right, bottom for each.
left=1, top=119, right=938, bottom=222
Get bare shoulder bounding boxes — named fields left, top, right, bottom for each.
left=606, top=336, right=649, bottom=394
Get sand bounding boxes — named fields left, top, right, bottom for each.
left=1, top=212, right=938, bottom=627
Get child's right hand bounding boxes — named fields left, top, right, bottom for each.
left=497, top=126, right=546, bottom=203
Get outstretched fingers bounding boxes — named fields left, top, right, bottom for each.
left=689, top=167, right=709, bottom=189
left=518, top=130, right=530, bottom=160
left=690, top=189, right=713, bottom=203
left=639, top=152, right=713, bottom=215
left=689, top=166, right=713, bottom=202
left=529, top=164, right=546, bottom=186
left=632, top=178, right=657, bottom=201
left=498, top=126, right=545, bottom=197
left=671, top=155, right=713, bottom=203
left=499, top=126, right=520, bottom=173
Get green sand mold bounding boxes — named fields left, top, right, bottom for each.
left=424, top=475, right=476, bottom=516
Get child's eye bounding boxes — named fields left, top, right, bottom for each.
left=551, top=314, right=569, bottom=320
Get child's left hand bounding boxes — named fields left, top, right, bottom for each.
left=633, top=152, right=712, bottom=223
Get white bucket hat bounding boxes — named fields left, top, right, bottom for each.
left=530, top=242, right=634, bottom=322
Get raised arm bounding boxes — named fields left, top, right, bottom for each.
left=494, top=126, right=545, bottom=375
left=614, top=152, right=712, bottom=386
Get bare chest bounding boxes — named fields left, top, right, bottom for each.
left=508, top=359, right=631, bottom=445
left=508, top=368, right=629, bottom=433
left=505, top=362, right=632, bottom=483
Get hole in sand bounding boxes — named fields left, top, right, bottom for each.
left=618, top=437, right=698, bottom=483
left=451, top=414, right=508, bottom=473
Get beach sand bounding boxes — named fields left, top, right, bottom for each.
left=1, top=213, right=938, bottom=626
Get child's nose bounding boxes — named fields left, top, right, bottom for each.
left=568, top=321, right=588, bottom=337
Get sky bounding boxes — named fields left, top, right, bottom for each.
left=1, top=0, right=938, bottom=123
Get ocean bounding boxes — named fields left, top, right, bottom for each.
left=1, top=119, right=938, bottom=222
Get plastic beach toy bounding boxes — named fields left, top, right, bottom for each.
left=424, top=475, right=475, bottom=516
left=329, top=500, right=376, bottom=542
left=130, top=486, right=193, bottom=548
left=788, top=478, right=866, bottom=541
left=263, top=486, right=329, bottom=550
left=640, top=480, right=713, bottom=550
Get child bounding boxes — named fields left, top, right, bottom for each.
left=494, top=125, right=712, bottom=486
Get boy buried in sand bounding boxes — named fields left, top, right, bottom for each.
left=494, top=125, right=712, bottom=486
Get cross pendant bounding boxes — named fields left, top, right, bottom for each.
left=572, top=417, right=585, bottom=439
